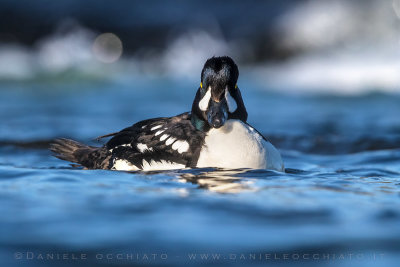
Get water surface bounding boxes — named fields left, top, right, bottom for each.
left=0, top=77, right=399, bottom=266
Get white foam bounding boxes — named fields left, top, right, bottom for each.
left=263, top=0, right=400, bottom=94
left=255, top=52, right=400, bottom=94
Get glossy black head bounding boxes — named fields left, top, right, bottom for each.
left=191, top=56, right=248, bottom=131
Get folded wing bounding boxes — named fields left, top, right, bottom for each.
left=106, top=113, right=205, bottom=171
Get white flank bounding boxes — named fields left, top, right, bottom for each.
left=160, top=134, right=169, bottom=141
left=225, top=90, right=237, bottom=112
left=165, top=137, right=177, bottom=146
left=113, top=159, right=139, bottom=171
left=141, top=159, right=185, bottom=171
left=172, top=140, right=190, bottom=153
left=155, top=130, right=165, bottom=136
left=196, top=120, right=284, bottom=171
left=137, top=143, right=153, bottom=153
left=151, top=125, right=162, bottom=131
left=198, top=87, right=211, bottom=111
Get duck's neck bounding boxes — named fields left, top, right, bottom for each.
left=191, top=113, right=210, bottom=132
left=190, top=87, right=248, bottom=132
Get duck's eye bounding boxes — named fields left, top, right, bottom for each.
left=200, top=82, right=203, bottom=88
left=235, top=84, right=238, bottom=89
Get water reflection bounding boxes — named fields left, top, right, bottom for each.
left=177, top=168, right=254, bottom=193
left=136, top=168, right=255, bottom=193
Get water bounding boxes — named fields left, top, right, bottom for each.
left=1, top=76, right=400, bottom=266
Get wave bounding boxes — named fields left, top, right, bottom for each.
left=2, top=133, right=400, bottom=155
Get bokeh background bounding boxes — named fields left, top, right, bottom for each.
left=1, top=0, right=399, bottom=93
left=1, top=1, right=400, bottom=267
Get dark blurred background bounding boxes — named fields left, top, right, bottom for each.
left=0, top=0, right=296, bottom=61
left=0, top=0, right=399, bottom=93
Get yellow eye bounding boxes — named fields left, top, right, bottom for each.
left=235, top=84, right=238, bottom=89
left=200, top=82, right=203, bottom=88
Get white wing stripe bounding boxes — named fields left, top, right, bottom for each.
left=151, top=125, right=162, bottom=131
left=172, top=140, right=190, bottom=153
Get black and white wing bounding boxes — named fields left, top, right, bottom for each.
left=105, top=112, right=205, bottom=171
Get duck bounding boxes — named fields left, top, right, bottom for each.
left=50, top=56, right=284, bottom=171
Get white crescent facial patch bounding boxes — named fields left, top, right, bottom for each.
left=225, top=89, right=237, bottom=112
left=198, top=87, right=211, bottom=111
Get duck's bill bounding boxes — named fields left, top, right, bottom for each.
left=207, top=100, right=228, bottom=128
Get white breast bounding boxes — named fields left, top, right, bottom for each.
left=196, top=120, right=284, bottom=171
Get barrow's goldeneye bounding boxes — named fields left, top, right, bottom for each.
left=51, top=56, right=284, bottom=171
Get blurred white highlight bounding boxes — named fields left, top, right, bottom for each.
left=92, top=33, right=123, bottom=63
left=276, top=1, right=354, bottom=50
left=265, top=0, right=400, bottom=94
left=256, top=52, right=400, bottom=94
left=38, top=26, right=94, bottom=71
left=162, top=31, right=233, bottom=79
left=394, top=0, right=400, bottom=18
left=0, top=45, right=33, bottom=79
left=276, top=0, right=399, bottom=51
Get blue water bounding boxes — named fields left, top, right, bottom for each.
left=1, top=76, right=400, bottom=266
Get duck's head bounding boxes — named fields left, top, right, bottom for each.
left=191, top=56, right=248, bottom=131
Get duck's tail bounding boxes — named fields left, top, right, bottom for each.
left=50, top=138, right=110, bottom=169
